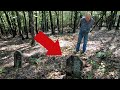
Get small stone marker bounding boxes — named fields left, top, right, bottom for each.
left=66, top=55, right=83, bottom=79
left=14, top=50, right=23, bottom=68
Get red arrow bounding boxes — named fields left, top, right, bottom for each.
left=34, top=31, right=62, bottom=56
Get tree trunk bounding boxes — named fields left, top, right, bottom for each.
left=49, top=11, right=55, bottom=35
left=0, top=23, right=4, bottom=35
left=0, top=13, right=5, bottom=35
left=73, top=11, right=78, bottom=33
left=46, top=16, right=48, bottom=32
left=28, top=11, right=35, bottom=46
left=23, top=11, right=29, bottom=39
left=116, top=15, right=120, bottom=30
left=39, top=11, right=41, bottom=28
left=16, top=11, right=24, bottom=40
left=43, top=11, right=47, bottom=32
left=71, top=11, right=73, bottom=27
left=11, top=11, right=17, bottom=36
left=113, top=11, right=117, bottom=26
left=41, top=11, right=44, bottom=32
left=108, top=11, right=114, bottom=30
left=4, top=11, right=15, bottom=37
left=99, top=11, right=106, bottom=29
left=91, top=11, right=93, bottom=15
left=35, top=11, right=38, bottom=34
left=55, top=11, right=60, bottom=33
left=62, top=11, right=63, bottom=34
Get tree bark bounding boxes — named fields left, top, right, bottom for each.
left=4, top=11, right=15, bottom=37
left=11, top=11, right=17, bottom=36
left=41, top=11, right=44, bottom=32
left=28, top=11, right=35, bottom=46
left=35, top=11, right=38, bottom=34
left=23, top=11, right=29, bottom=39
left=73, top=11, right=78, bottom=33
left=16, top=11, right=24, bottom=40
left=62, top=11, right=63, bottom=34
left=55, top=11, right=60, bottom=33
left=116, top=15, right=120, bottom=30
left=71, top=11, right=73, bottom=27
left=113, top=11, right=117, bottom=26
left=49, top=11, right=55, bottom=35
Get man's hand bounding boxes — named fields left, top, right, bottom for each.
left=91, top=31, right=95, bottom=36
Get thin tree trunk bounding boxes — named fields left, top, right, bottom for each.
left=71, top=11, right=73, bottom=27
left=0, top=23, right=4, bottom=35
left=49, top=11, right=55, bottom=35
left=113, top=11, right=117, bottom=26
left=99, top=11, right=106, bottom=29
left=91, top=11, right=93, bottom=15
left=73, top=11, right=78, bottom=33
left=55, top=11, right=60, bottom=33
left=62, top=11, right=63, bottom=34
left=16, top=11, right=24, bottom=40
left=116, top=15, right=120, bottom=30
left=108, top=11, right=114, bottom=30
left=46, top=16, right=48, bottom=32
left=0, top=14, right=5, bottom=35
left=4, top=11, right=15, bottom=37
left=11, top=11, right=17, bottom=36
left=44, top=11, right=47, bottom=32
left=35, top=11, right=38, bottom=34
left=23, top=11, right=29, bottom=39
left=28, top=11, right=35, bottom=46
left=41, top=11, right=44, bottom=32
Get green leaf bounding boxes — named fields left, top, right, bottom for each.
left=0, top=68, right=6, bottom=74
left=96, top=52, right=106, bottom=58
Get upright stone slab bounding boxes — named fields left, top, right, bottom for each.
left=66, top=55, right=83, bottom=79
left=14, top=50, right=23, bottom=68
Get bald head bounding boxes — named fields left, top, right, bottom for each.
left=85, top=12, right=91, bottom=22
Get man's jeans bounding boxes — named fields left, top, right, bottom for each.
left=76, top=31, right=88, bottom=53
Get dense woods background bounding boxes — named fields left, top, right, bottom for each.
left=0, top=11, right=120, bottom=79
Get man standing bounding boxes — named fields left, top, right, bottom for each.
left=75, top=12, right=94, bottom=54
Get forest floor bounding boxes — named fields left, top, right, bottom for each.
left=0, top=27, right=120, bottom=79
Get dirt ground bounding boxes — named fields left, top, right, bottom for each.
left=0, top=27, right=120, bottom=79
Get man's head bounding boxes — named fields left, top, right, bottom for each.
left=85, top=12, right=91, bottom=22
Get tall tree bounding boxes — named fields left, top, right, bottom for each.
left=28, top=11, right=35, bottom=46
left=73, top=11, right=78, bottom=33
left=49, top=11, right=55, bottom=34
left=108, top=11, right=114, bottom=30
left=71, top=11, right=73, bottom=27
left=11, top=11, right=17, bottom=36
left=4, top=11, right=16, bottom=37
left=0, top=12, right=5, bottom=35
left=116, top=15, right=120, bottom=30
left=0, top=21, right=4, bottom=35
left=35, top=11, right=38, bottom=34
left=41, top=11, right=44, bottom=32
left=99, top=11, right=106, bottom=29
left=91, top=11, right=93, bottom=15
left=112, top=11, right=117, bottom=26
left=46, top=15, right=49, bottom=32
left=43, top=11, right=47, bottom=32
left=55, top=11, right=60, bottom=33
left=23, top=11, right=29, bottom=39
left=61, top=11, right=63, bottom=34
left=16, top=11, right=24, bottom=40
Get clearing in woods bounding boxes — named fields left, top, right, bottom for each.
left=0, top=27, right=120, bottom=79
